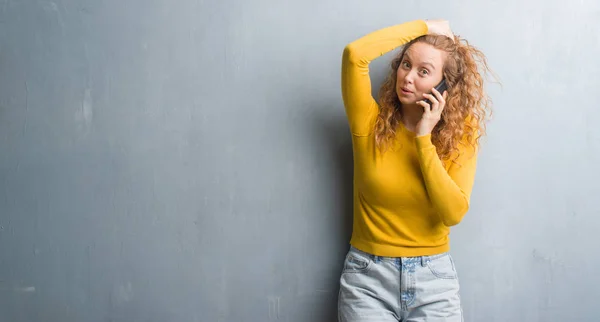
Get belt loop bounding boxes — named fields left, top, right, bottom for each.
left=421, top=256, right=427, bottom=267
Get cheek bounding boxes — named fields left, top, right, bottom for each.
left=395, top=69, right=403, bottom=83
left=415, top=79, right=438, bottom=95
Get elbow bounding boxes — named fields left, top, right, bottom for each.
left=343, top=43, right=360, bottom=65
left=442, top=215, right=464, bottom=227
left=441, top=203, right=469, bottom=227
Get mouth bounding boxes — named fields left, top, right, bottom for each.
left=400, top=87, right=413, bottom=95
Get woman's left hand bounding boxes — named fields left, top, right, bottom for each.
left=415, top=87, right=447, bottom=137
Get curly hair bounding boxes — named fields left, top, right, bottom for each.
left=375, top=34, right=495, bottom=162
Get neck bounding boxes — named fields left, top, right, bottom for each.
left=400, top=103, right=422, bottom=133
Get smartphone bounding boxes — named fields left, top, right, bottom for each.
left=423, top=79, right=448, bottom=106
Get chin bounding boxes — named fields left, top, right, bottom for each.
left=397, top=96, right=414, bottom=105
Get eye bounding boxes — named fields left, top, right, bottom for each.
left=401, top=61, right=410, bottom=69
left=420, top=69, right=429, bottom=76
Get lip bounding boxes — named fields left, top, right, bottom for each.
left=400, top=87, right=413, bottom=95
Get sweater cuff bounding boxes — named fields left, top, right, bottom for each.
left=415, top=134, right=435, bottom=150
left=419, top=20, right=429, bottom=34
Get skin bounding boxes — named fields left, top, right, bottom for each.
left=395, top=42, right=448, bottom=137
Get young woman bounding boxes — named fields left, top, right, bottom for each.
left=338, top=19, right=493, bottom=321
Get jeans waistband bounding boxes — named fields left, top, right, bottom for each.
left=350, top=246, right=448, bottom=267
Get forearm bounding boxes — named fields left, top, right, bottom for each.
left=415, top=134, right=478, bottom=226
left=343, top=20, right=428, bottom=65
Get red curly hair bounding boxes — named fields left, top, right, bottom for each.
left=375, top=34, right=494, bottom=162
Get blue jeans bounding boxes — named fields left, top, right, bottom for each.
left=338, top=246, right=463, bottom=321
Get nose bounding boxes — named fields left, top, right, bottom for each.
left=403, top=70, right=416, bottom=84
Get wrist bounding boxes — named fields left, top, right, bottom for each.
left=415, top=133, right=434, bottom=150
left=424, top=20, right=439, bottom=35
left=424, top=21, right=432, bottom=34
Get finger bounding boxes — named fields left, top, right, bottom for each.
left=422, top=93, right=438, bottom=110
left=417, top=100, right=431, bottom=113
left=431, top=87, right=444, bottom=103
left=422, top=93, right=438, bottom=105
left=431, top=90, right=446, bottom=112
left=440, top=91, right=448, bottom=112
left=431, top=89, right=446, bottom=114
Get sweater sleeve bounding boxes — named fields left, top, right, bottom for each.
left=415, top=133, right=478, bottom=227
left=341, top=20, right=428, bottom=136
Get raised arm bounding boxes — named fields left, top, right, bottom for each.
left=341, top=20, right=428, bottom=136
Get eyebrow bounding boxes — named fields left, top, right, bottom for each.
left=403, top=53, right=436, bottom=71
left=421, top=62, right=436, bottom=70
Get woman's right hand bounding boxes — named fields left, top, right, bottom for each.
left=425, top=19, right=454, bottom=41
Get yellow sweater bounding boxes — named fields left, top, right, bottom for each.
left=342, top=20, right=478, bottom=257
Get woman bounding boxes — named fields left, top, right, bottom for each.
left=338, top=19, right=493, bottom=321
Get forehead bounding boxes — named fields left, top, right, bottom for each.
left=404, top=43, right=445, bottom=66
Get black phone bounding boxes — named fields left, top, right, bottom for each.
left=423, top=79, right=448, bottom=106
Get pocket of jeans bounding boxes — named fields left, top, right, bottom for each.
left=426, top=254, right=457, bottom=279
left=342, top=250, right=372, bottom=274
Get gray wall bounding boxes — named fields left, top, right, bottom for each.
left=0, top=0, right=598, bottom=321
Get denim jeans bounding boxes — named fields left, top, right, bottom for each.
left=338, top=246, right=463, bottom=321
